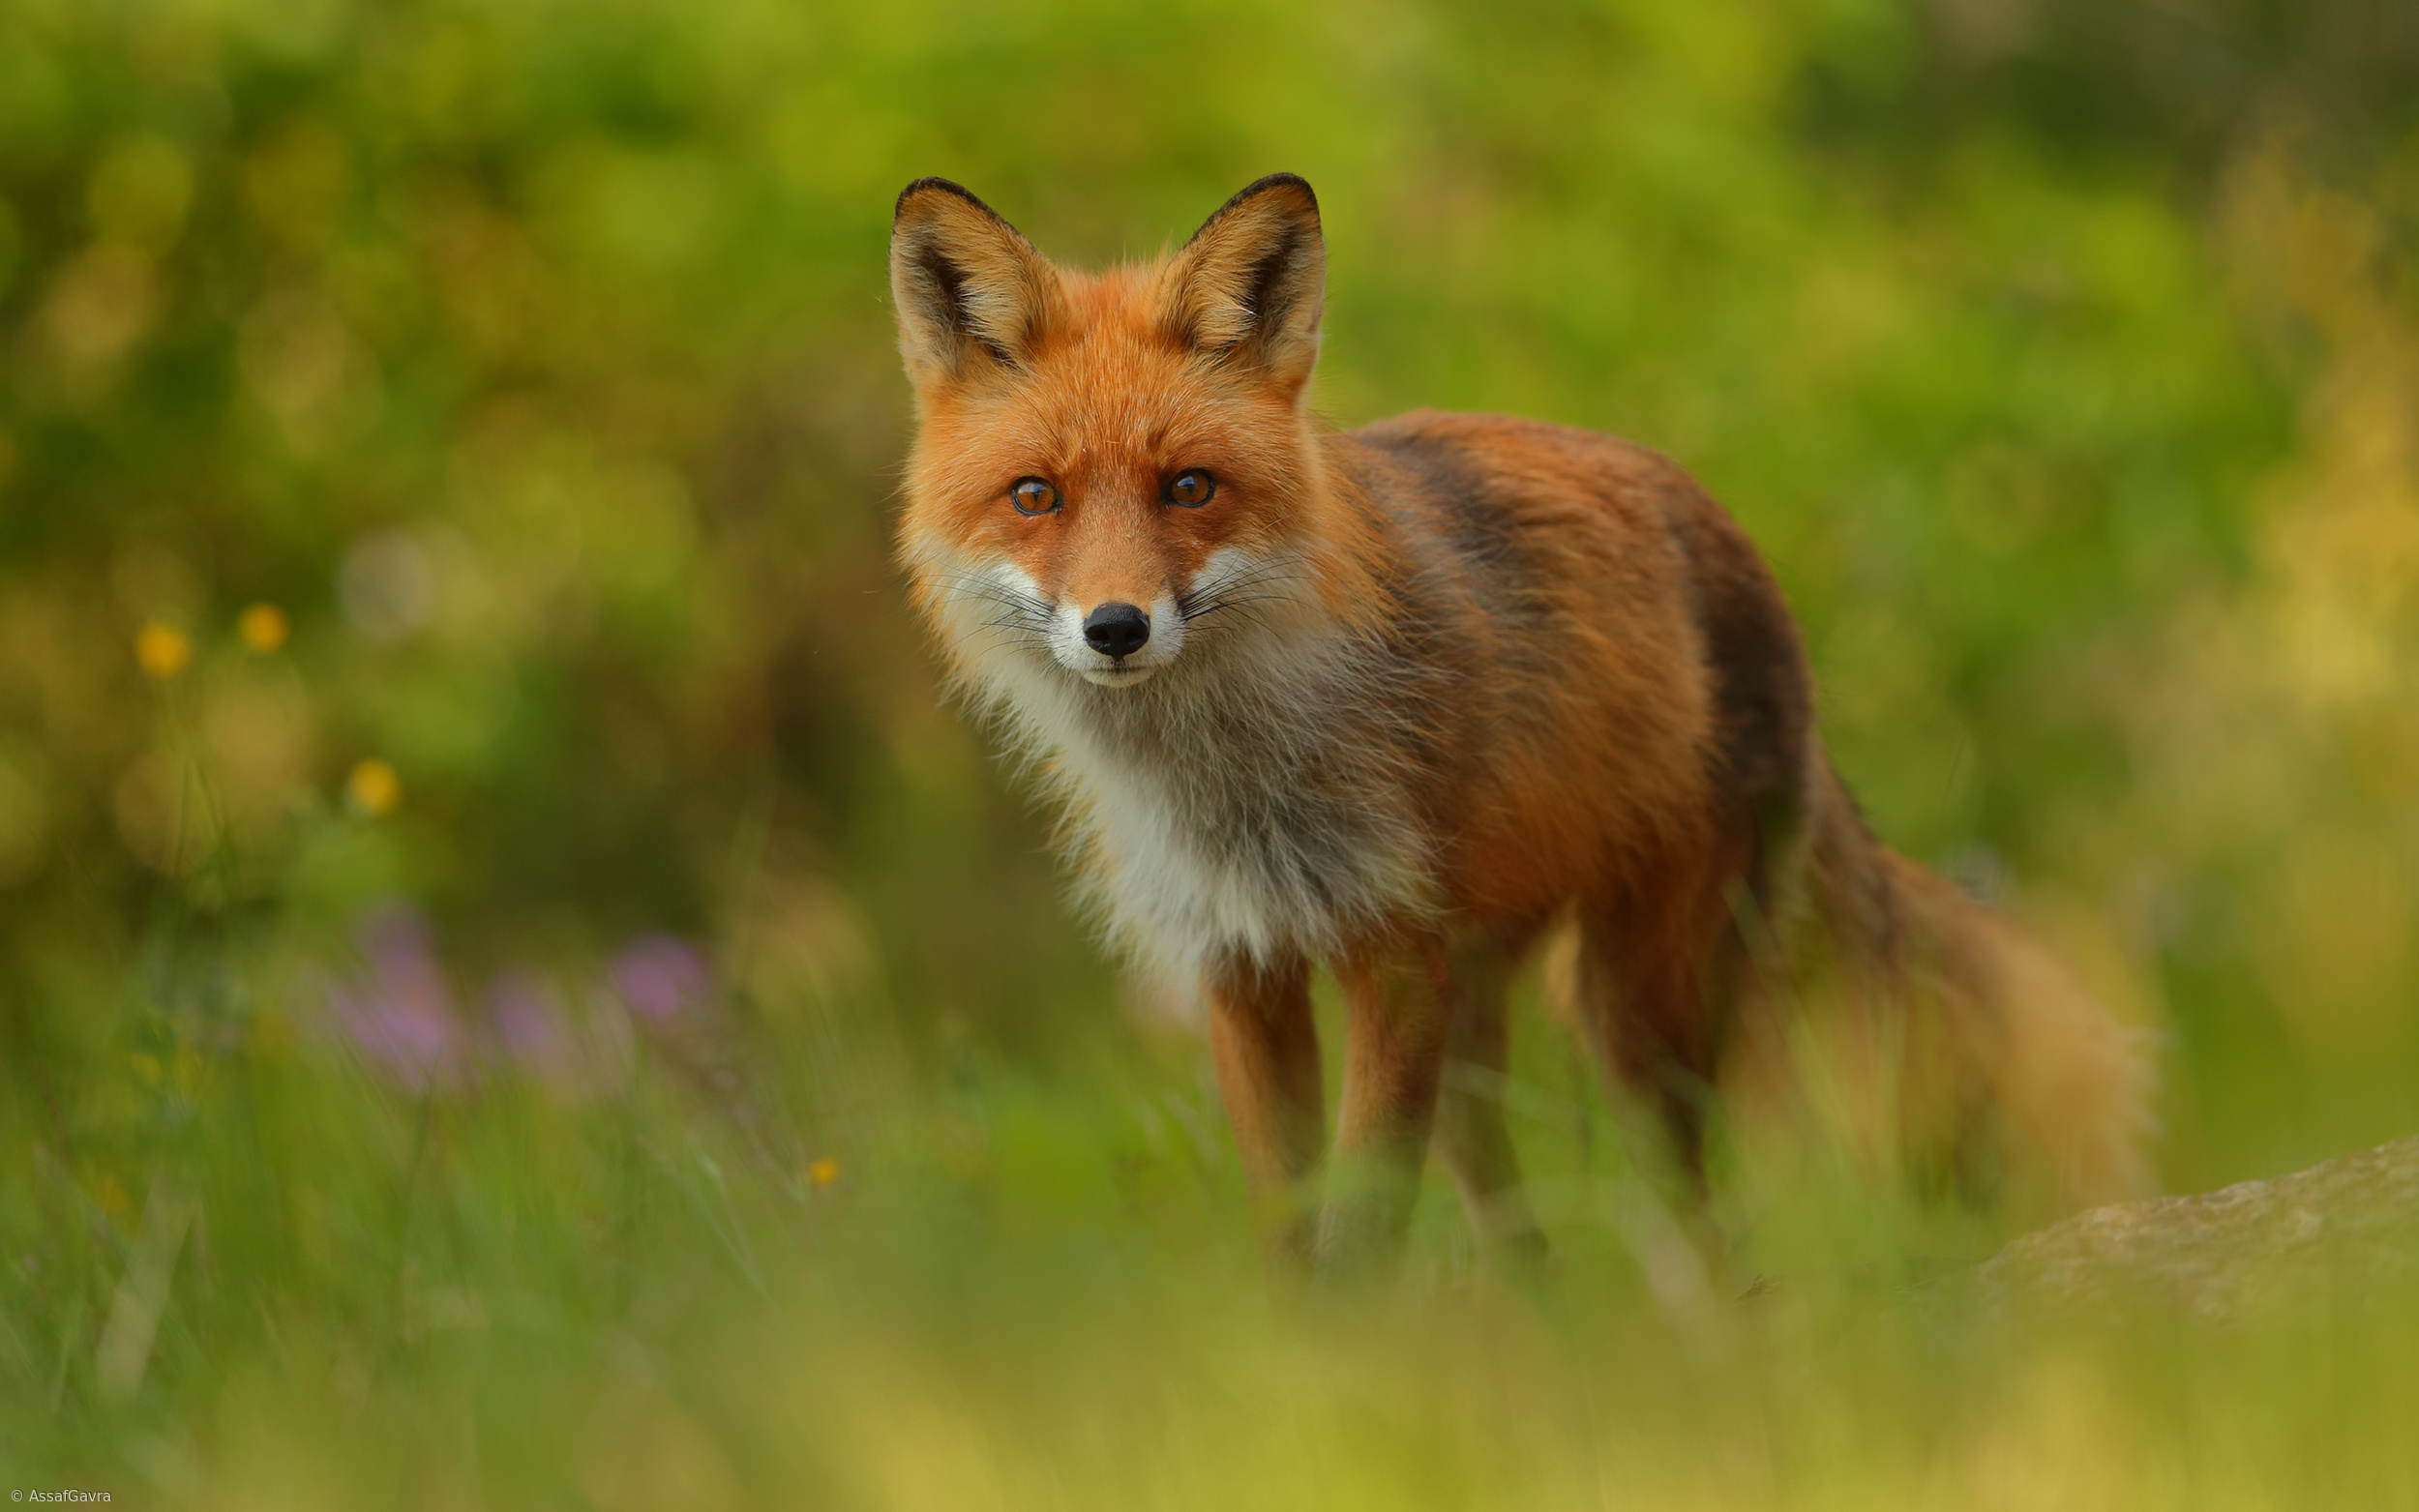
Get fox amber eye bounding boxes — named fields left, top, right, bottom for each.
left=1167, top=469, right=1215, bottom=507
left=1009, top=477, right=1061, bottom=516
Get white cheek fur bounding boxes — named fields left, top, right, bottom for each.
left=1052, top=590, right=1186, bottom=685
left=924, top=551, right=1209, bottom=690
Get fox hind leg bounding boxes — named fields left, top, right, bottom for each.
left=1573, top=848, right=1757, bottom=1222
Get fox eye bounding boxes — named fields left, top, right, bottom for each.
left=1009, top=477, right=1061, bottom=516
left=1167, top=469, right=1215, bottom=508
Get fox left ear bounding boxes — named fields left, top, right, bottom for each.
left=1162, top=174, right=1326, bottom=399
left=890, top=178, right=1065, bottom=389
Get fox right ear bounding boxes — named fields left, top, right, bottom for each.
left=1161, top=174, right=1326, bottom=398
left=889, top=179, right=1063, bottom=389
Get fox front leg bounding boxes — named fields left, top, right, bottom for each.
left=1432, top=933, right=1548, bottom=1272
left=1205, top=951, right=1326, bottom=1269
left=1318, top=940, right=1453, bottom=1278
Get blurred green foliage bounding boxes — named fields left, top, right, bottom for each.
left=4, top=0, right=2419, bottom=1503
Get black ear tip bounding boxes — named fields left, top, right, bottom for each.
left=894, top=176, right=991, bottom=224
left=1185, top=174, right=1322, bottom=248
left=1239, top=172, right=1317, bottom=208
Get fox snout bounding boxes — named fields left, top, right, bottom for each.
left=1082, top=603, right=1151, bottom=659
left=1052, top=585, right=1184, bottom=686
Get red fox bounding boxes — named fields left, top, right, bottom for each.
left=888, top=173, right=2151, bottom=1274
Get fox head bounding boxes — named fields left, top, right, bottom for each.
left=889, top=175, right=1357, bottom=697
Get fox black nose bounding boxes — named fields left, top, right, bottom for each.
left=1083, top=602, right=1150, bottom=659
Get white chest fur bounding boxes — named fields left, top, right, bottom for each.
left=993, top=626, right=1435, bottom=976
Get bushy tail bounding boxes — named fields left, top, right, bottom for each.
left=1867, top=848, right=2156, bottom=1212
left=1785, top=753, right=2154, bottom=1215
left=1538, top=762, right=2154, bottom=1220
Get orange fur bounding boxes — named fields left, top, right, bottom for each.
left=888, top=175, right=2152, bottom=1276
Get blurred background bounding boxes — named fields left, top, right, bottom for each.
left=4, top=0, right=2418, bottom=1503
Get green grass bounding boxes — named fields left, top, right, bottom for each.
left=7, top=929, right=2417, bottom=1508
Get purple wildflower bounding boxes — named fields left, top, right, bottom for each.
left=327, top=904, right=463, bottom=1090
left=609, top=934, right=710, bottom=1024
left=489, top=969, right=573, bottom=1081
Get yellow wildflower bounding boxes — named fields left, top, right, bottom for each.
left=135, top=621, right=192, bottom=679
left=808, top=1157, right=841, bottom=1187
left=345, top=757, right=401, bottom=815
left=238, top=602, right=289, bottom=652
